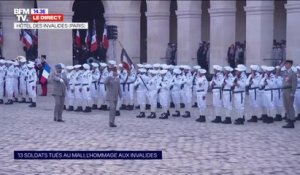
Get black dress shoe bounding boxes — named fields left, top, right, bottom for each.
left=74, top=106, right=83, bottom=112
left=0, top=99, right=3, bottom=104
left=282, top=120, right=295, bottom=128
left=146, top=104, right=151, bottom=110
left=264, top=116, right=274, bottom=124
left=258, top=114, right=268, bottom=121
left=116, top=111, right=120, bottom=116
left=222, top=117, right=232, bottom=124
left=157, top=103, right=162, bottom=109
left=211, top=116, right=222, bottom=123
left=147, top=112, right=156, bottom=119
left=234, top=118, right=244, bottom=125
left=182, top=111, right=191, bottom=118
left=29, top=102, right=36, bottom=107
left=196, top=115, right=206, bottom=122
left=120, top=104, right=126, bottom=110
left=295, top=114, right=300, bottom=121
left=135, top=105, right=140, bottom=109
left=137, top=112, right=145, bottom=118
left=172, top=111, right=180, bottom=117
left=57, top=120, right=65, bottom=122
left=170, top=102, right=175, bottom=108
left=67, top=106, right=74, bottom=111
left=109, top=123, right=117, bottom=127
left=159, top=113, right=168, bottom=119
left=247, top=116, right=258, bottom=122
left=192, top=103, right=198, bottom=108
left=19, top=98, right=26, bottom=103
left=166, top=110, right=170, bottom=117
left=180, top=103, right=185, bottom=108
left=92, top=104, right=98, bottom=110
left=274, top=114, right=282, bottom=121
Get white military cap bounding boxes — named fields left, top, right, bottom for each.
left=0, top=60, right=5, bottom=64
left=168, top=65, right=174, bottom=69
left=19, top=58, right=27, bottom=63
left=281, top=66, right=286, bottom=71
left=237, top=64, right=247, bottom=71
left=13, top=62, right=19, bottom=66
left=235, top=66, right=246, bottom=72
left=153, top=63, right=160, bottom=68
left=213, top=65, right=222, bottom=71
left=136, top=63, right=143, bottom=68
left=83, top=63, right=90, bottom=70
left=296, top=66, right=300, bottom=70
left=179, top=65, right=186, bottom=69
left=173, top=68, right=181, bottom=74
left=250, top=65, right=259, bottom=71
left=74, top=64, right=82, bottom=69
left=261, top=65, right=267, bottom=71
left=16, top=56, right=26, bottom=61
left=108, top=60, right=116, bottom=65
left=198, top=69, right=207, bottom=74
left=27, top=63, right=35, bottom=68
left=118, top=63, right=123, bottom=67
left=266, top=66, right=275, bottom=72
left=138, top=68, right=146, bottom=73
left=149, top=70, right=157, bottom=74
left=6, top=60, right=13, bottom=64
left=144, top=64, right=152, bottom=69
left=160, top=70, right=168, bottom=74
left=193, top=65, right=201, bottom=70
left=91, top=63, right=99, bottom=68
left=183, top=65, right=191, bottom=70
left=66, top=66, right=74, bottom=70
left=161, top=64, right=169, bottom=70
left=100, top=63, right=107, bottom=67
left=224, top=66, right=233, bottom=72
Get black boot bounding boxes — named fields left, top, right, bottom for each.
left=234, top=118, right=244, bottom=125
left=146, top=104, right=151, bottom=110
left=264, top=116, right=274, bottom=124
left=211, top=116, right=222, bottom=123
left=147, top=112, right=156, bottom=119
left=116, top=111, right=120, bottom=116
left=102, top=105, right=108, bottom=111
left=120, top=104, right=126, bottom=110
left=74, top=106, right=83, bottom=112
left=5, top=99, right=13, bottom=105
left=192, top=102, right=198, bottom=108
left=128, top=105, right=134, bottom=110
left=196, top=115, right=206, bottom=122
left=67, top=106, right=74, bottom=111
left=166, top=110, right=170, bottom=117
left=247, top=116, right=258, bottom=122
left=282, top=120, right=295, bottom=128
left=136, top=112, right=145, bottom=118
left=0, top=99, right=3, bottom=104
left=92, top=104, right=98, bottom=110
left=125, top=105, right=130, bottom=110
left=258, top=114, right=268, bottom=121
left=29, top=102, right=36, bottom=107
left=170, top=102, right=175, bottom=108
left=295, top=114, right=300, bottom=121
left=135, top=105, right=140, bottom=109
left=14, top=98, right=18, bottom=102
left=182, top=111, right=191, bottom=118
left=172, top=111, right=180, bottom=117
left=222, top=117, right=232, bottom=124
left=83, top=107, right=89, bottom=112
left=159, top=113, right=168, bottom=119
left=274, top=114, right=282, bottom=121
left=157, top=103, right=162, bottom=109
left=180, top=103, right=185, bottom=108
left=19, top=98, right=26, bottom=103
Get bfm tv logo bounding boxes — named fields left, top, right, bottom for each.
left=14, top=8, right=64, bottom=22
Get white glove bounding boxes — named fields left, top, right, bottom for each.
left=60, top=79, right=64, bottom=83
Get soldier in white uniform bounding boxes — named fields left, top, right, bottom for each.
left=210, top=65, right=224, bottom=123
left=91, top=63, right=100, bottom=110
left=158, top=69, right=171, bottom=119
left=232, top=66, right=247, bottom=125
left=221, top=66, right=235, bottom=124
left=82, top=63, right=92, bottom=112
left=27, top=62, right=37, bottom=107
left=98, top=63, right=109, bottom=110
left=294, top=66, right=300, bottom=120
left=192, top=65, right=201, bottom=108
left=146, top=70, right=159, bottom=118
left=135, top=68, right=149, bottom=118
left=246, top=65, right=262, bottom=122
left=19, top=58, right=29, bottom=103
left=126, top=68, right=137, bottom=110
left=273, top=66, right=284, bottom=121
left=170, top=68, right=182, bottom=117
left=260, top=66, right=276, bottom=123
left=0, top=60, right=6, bottom=104
left=195, top=69, right=208, bottom=122
left=13, top=61, right=20, bottom=102
left=5, top=60, right=15, bottom=104
left=73, top=65, right=83, bottom=112
left=181, top=66, right=193, bottom=118
left=65, top=66, right=75, bottom=111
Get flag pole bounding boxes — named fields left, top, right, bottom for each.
left=117, top=39, right=138, bottom=73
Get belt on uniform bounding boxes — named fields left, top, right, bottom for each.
left=249, top=87, right=258, bottom=100
left=82, top=84, right=88, bottom=86
left=75, top=84, right=81, bottom=86
left=233, top=91, right=244, bottom=104
left=197, top=89, right=204, bottom=92
left=223, top=89, right=232, bottom=102
left=69, top=83, right=73, bottom=86
left=282, top=86, right=292, bottom=89
left=29, top=80, right=34, bottom=83
left=264, top=89, right=274, bottom=102
left=212, top=87, right=222, bottom=99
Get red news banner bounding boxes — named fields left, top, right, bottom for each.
left=31, top=14, right=64, bottom=22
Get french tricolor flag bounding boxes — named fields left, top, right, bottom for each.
left=90, top=27, right=97, bottom=52
left=102, top=25, right=108, bottom=49
left=40, top=63, right=51, bottom=84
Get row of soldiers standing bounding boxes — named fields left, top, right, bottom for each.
left=0, top=56, right=37, bottom=107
